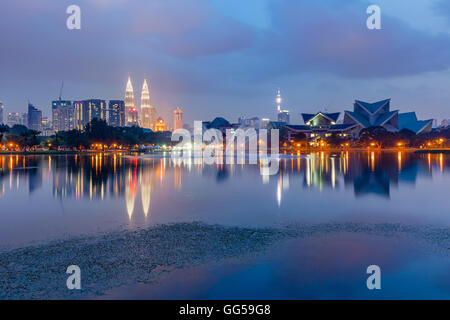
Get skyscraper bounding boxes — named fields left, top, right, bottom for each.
left=109, top=100, right=125, bottom=127
left=88, top=99, right=106, bottom=122
left=140, top=79, right=157, bottom=130
left=74, top=99, right=106, bottom=130
left=28, top=103, right=42, bottom=131
left=0, top=102, right=4, bottom=125
left=173, top=107, right=183, bottom=131
left=125, top=76, right=138, bottom=126
left=20, top=113, right=28, bottom=126
left=52, top=100, right=74, bottom=132
left=74, top=101, right=88, bottom=130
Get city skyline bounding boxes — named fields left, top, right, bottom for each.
left=3, top=0, right=450, bottom=125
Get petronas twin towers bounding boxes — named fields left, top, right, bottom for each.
left=125, top=76, right=157, bottom=129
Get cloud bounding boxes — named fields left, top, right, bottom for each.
left=2, top=0, right=450, bottom=120
left=433, top=0, right=450, bottom=23
left=128, top=0, right=255, bottom=57
left=260, top=0, right=450, bottom=78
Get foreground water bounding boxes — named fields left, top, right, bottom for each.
left=0, top=151, right=449, bottom=299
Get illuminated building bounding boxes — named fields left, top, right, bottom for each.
left=74, top=99, right=106, bottom=130
left=284, top=111, right=358, bottom=141
left=278, top=110, right=290, bottom=124
left=344, top=99, right=432, bottom=135
left=52, top=100, right=74, bottom=132
left=125, top=76, right=138, bottom=126
left=140, top=79, right=157, bottom=130
left=276, top=89, right=290, bottom=124
left=154, top=117, right=166, bottom=132
left=27, top=103, right=42, bottom=131
left=41, top=117, right=54, bottom=136
left=108, top=100, right=125, bottom=127
left=173, top=107, right=183, bottom=131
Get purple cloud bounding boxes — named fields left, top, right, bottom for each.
left=260, top=0, right=450, bottom=78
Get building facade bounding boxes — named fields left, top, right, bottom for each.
left=154, top=117, right=166, bottom=132
left=284, top=112, right=358, bottom=141
left=398, top=112, right=432, bottom=134
left=125, top=76, right=139, bottom=126
left=277, top=110, right=290, bottom=124
left=52, top=100, right=74, bottom=132
left=108, top=100, right=125, bottom=127
left=343, top=99, right=398, bottom=133
left=7, top=112, right=21, bottom=127
left=27, top=103, right=42, bottom=131
left=140, top=79, right=157, bottom=129
left=74, top=99, right=106, bottom=130
left=343, top=99, right=432, bottom=135
left=20, top=113, right=27, bottom=126
left=173, top=107, right=183, bottom=131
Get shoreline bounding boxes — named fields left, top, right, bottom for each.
left=1, top=148, right=450, bottom=156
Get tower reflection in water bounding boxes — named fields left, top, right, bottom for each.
left=0, top=152, right=449, bottom=213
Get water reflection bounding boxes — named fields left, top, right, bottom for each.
left=0, top=151, right=450, bottom=198
left=0, top=151, right=448, bottom=216
left=1, top=151, right=450, bottom=247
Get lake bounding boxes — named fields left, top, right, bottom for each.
left=0, top=151, right=449, bottom=299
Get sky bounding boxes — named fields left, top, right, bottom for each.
left=1, top=0, right=450, bottom=125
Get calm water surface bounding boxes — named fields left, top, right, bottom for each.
left=1, top=151, right=449, bottom=299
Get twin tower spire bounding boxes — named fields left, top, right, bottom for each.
left=125, top=76, right=156, bottom=129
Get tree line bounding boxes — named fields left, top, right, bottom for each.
left=0, top=119, right=172, bottom=150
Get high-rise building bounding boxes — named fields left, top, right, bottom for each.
left=74, top=99, right=106, bottom=130
left=20, top=112, right=28, bottom=126
left=28, top=103, right=42, bottom=131
left=140, top=79, right=157, bottom=130
left=278, top=110, right=290, bottom=124
left=0, top=102, right=4, bottom=125
left=88, top=99, right=106, bottom=122
left=41, top=117, right=54, bottom=136
left=7, top=112, right=21, bottom=127
left=52, top=100, right=74, bottom=132
left=108, top=100, right=125, bottom=127
left=173, top=107, right=183, bottom=131
left=125, top=76, right=138, bottom=126
left=74, top=101, right=88, bottom=130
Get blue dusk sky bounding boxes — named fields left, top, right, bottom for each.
left=1, top=0, right=450, bottom=125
